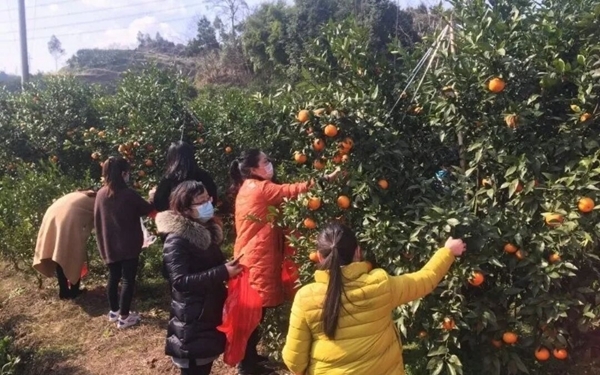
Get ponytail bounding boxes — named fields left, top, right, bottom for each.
left=227, top=149, right=263, bottom=201
left=317, top=223, right=358, bottom=340
left=322, top=247, right=344, bottom=339
left=228, top=160, right=244, bottom=198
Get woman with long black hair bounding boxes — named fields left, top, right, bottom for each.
left=153, top=141, right=218, bottom=212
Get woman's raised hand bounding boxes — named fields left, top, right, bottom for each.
left=445, top=237, right=467, bottom=257
left=326, top=167, right=343, bottom=182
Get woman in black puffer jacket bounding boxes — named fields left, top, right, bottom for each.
left=156, top=181, right=242, bottom=375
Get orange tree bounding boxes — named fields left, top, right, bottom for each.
left=269, top=1, right=600, bottom=374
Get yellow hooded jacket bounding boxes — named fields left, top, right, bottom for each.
left=282, top=248, right=455, bottom=375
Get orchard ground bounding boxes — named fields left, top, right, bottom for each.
left=0, top=263, right=290, bottom=375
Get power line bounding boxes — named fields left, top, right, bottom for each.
left=1, top=0, right=192, bottom=23
left=0, top=13, right=201, bottom=43
left=0, top=3, right=204, bottom=43
left=1, top=0, right=81, bottom=13
left=3, top=0, right=18, bottom=42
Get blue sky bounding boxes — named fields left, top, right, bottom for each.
left=0, top=0, right=428, bottom=74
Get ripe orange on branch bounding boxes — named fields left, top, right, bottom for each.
left=294, top=152, right=307, bottom=164
left=505, top=114, right=518, bottom=128
left=502, top=332, right=518, bottom=344
left=580, top=112, right=592, bottom=122
left=324, top=124, right=338, bottom=137
left=545, top=213, right=564, bottom=227
left=313, top=139, right=325, bottom=152
left=535, top=348, right=550, bottom=361
left=297, top=109, right=310, bottom=123
left=313, top=158, right=325, bottom=170
left=442, top=317, right=455, bottom=331
left=307, top=197, right=322, bottom=211
left=553, top=349, right=568, bottom=360
left=378, top=179, right=389, bottom=189
left=578, top=197, right=595, bottom=213
left=303, top=218, right=317, bottom=229
left=309, top=251, right=319, bottom=262
left=337, top=195, right=351, bottom=209
left=488, top=77, right=506, bottom=93
left=549, top=253, right=561, bottom=263
left=504, top=243, right=518, bottom=254
left=468, top=271, right=485, bottom=286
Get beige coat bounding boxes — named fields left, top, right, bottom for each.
left=33, top=192, right=95, bottom=283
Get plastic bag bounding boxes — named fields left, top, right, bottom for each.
left=217, top=266, right=263, bottom=366
left=282, top=258, right=301, bottom=301
left=141, top=218, right=157, bottom=248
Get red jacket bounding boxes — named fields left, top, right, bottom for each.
left=233, top=179, right=310, bottom=307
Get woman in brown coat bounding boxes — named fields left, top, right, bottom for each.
left=33, top=188, right=97, bottom=299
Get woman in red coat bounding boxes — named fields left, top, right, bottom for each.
left=229, top=149, right=339, bottom=375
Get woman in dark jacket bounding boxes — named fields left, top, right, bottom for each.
left=153, top=141, right=218, bottom=212
left=155, top=180, right=242, bottom=375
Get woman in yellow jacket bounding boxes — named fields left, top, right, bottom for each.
left=282, top=223, right=466, bottom=375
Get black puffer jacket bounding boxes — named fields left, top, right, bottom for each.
left=155, top=211, right=228, bottom=360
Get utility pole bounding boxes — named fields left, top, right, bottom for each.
left=18, top=0, right=30, bottom=88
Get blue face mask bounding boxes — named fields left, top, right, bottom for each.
left=195, top=202, right=214, bottom=222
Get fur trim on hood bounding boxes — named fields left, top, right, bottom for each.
left=155, top=211, right=223, bottom=249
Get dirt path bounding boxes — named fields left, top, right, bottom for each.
left=0, top=264, right=287, bottom=375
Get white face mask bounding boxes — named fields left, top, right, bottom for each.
left=263, top=162, right=274, bottom=179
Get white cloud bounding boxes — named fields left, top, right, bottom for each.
left=48, top=4, right=59, bottom=13
left=96, top=16, right=181, bottom=49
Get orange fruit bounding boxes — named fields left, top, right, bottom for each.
left=294, top=152, right=307, bottom=164
left=313, top=139, right=325, bottom=152
left=553, top=348, right=568, bottom=360
left=138, top=170, right=146, bottom=177
left=97, top=130, right=106, bottom=138
left=549, top=253, right=561, bottom=263
left=133, top=141, right=140, bottom=148
left=51, top=155, right=59, bottom=163
left=324, top=124, right=338, bottom=137
left=144, top=159, right=154, bottom=167
left=313, top=158, right=325, bottom=170
left=552, top=349, right=569, bottom=359
left=307, top=197, right=322, bottom=211
left=468, top=271, right=485, bottom=286
left=488, top=77, right=506, bottom=93
left=332, top=153, right=343, bottom=164
left=491, top=339, right=503, bottom=349
left=502, top=332, right=518, bottom=345
left=309, top=251, right=319, bottom=262
left=578, top=197, right=595, bottom=213
left=505, top=114, right=518, bottom=128
left=91, top=152, right=100, bottom=160
left=515, top=250, right=525, bottom=260
left=580, top=112, right=592, bottom=122
left=545, top=213, right=564, bottom=227
left=118, top=144, right=127, bottom=153
left=341, top=154, right=350, bottom=163
left=481, top=178, right=492, bottom=187
left=145, top=144, right=154, bottom=152
left=303, top=218, right=316, bottom=229
left=225, top=146, right=232, bottom=154
left=535, top=347, right=550, bottom=361
left=418, top=331, right=428, bottom=339
left=504, top=243, right=518, bottom=254
left=378, top=179, right=389, bottom=189
left=515, top=181, right=524, bottom=193
left=297, top=109, right=310, bottom=123
left=337, top=195, right=351, bottom=209
left=442, top=317, right=455, bottom=331
left=340, top=137, right=354, bottom=152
